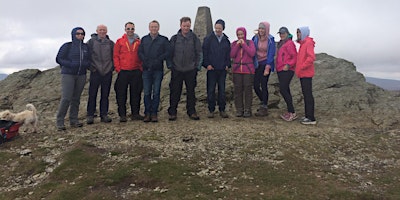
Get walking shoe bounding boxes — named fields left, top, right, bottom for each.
left=151, top=114, right=158, bottom=123
left=86, top=116, right=94, bottom=124
left=169, top=115, right=177, bottom=121
left=280, top=112, right=298, bottom=122
left=243, top=110, right=252, bottom=118
left=143, top=115, right=151, bottom=123
left=236, top=111, right=243, bottom=117
left=300, top=117, right=317, bottom=125
left=57, top=125, right=66, bottom=131
left=120, top=116, right=127, bottom=122
left=207, top=112, right=214, bottom=118
left=101, top=115, right=112, bottom=123
left=255, top=107, right=268, bottom=117
left=220, top=111, right=229, bottom=118
left=131, top=114, right=145, bottom=121
left=70, top=122, right=83, bottom=128
left=189, top=113, right=200, bottom=120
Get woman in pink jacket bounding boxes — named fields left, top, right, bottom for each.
left=296, top=26, right=316, bottom=125
left=230, top=27, right=256, bottom=117
left=276, top=27, right=298, bottom=121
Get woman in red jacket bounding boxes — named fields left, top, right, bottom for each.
left=230, top=27, right=256, bottom=117
left=276, top=27, right=297, bottom=122
left=296, top=26, right=316, bottom=125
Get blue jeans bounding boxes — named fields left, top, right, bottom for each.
left=207, top=70, right=227, bottom=112
left=142, top=70, right=164, bottom=115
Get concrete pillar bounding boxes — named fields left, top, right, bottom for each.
left=193, top=6, right=213, bottom=44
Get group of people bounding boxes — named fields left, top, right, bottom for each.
left=54, top=17, right=316, bottom=131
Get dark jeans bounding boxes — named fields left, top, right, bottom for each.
left=300, top=77, right=315, bottom=121
left=114, top=70, right=143, bottom=117
left=87, top=71, right=112, bottom=117
left=277, top=70, right=295, bottom=113
left=168, top=69, right=198, bottom=116
left=142, top=70, right=163, bottom=115
left=233, top=73, right=254, bottom=113
left=207, top=70, right=227, bottom=112
left=254, top=64, right=271, bottom=106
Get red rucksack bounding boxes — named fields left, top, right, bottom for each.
left=0, top=120, right=21, bottom=144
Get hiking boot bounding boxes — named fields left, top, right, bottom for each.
left=101, top=115, right=112, bottom=123
left=280, top=112, right=298, bottom=122
left=207, top=112, right=215, bottom=118
left=131, top=114, right=145, bottom=121
left=57, top=125, right=66, bottom=131
left=300, top=117, right=317, bottom=125
left=169, top=115, right=177, bottom=121
left=143, top=115, right=151, bottom=123
left=151, top=114, right=158, bottom=123
left=255, top=107, right=268, bottom=117
left=220, top=111, right=229, bottom=118
left=86, top=116, right=94, bottom=124
left=236, top=111, right=243, bottom=117
left=120, top=116, right=127, bottom=122
left=243, top=110, right=252, bottom=118
left=70, top=122, right=83, bottom=128
left=189, top=113, right=200, bottom=120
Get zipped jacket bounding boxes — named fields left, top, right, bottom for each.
left=276, top=39, right=297, bottom=72
left=202, top=32, right=231, bottom=70
left=87, top=33, right=114, bottom=76
left=56, top=27, right=90, bottom=75
left=138, top=33, right=170, bottom=71
left=113, top=33, right=142, bottom=73
left=295, top=37, right=316, bottom=78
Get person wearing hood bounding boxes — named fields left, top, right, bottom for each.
left=86, top=24, right=114, bottom=125
left=296, top=26, right=316, bottom=125
left=55, top=27, right=90, bottom=131
left=276, top=27, right=298, bottom=122
left=202, top=19, right=231, bottom=118
left=113, top=22, right=144, bottom=122
left=167, top=17, right=202, bottom=121
left=252, top=22, right=276, bottom=116
left=230, top=27, right=256, bottom=117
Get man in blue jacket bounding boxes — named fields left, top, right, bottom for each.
left=202, top=19, right=231, bottom=118
left=138, top=20, right=170, bottom=122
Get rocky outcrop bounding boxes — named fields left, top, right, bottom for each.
left=0, top=53, right=399, bottom=127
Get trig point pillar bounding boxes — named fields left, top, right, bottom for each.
left=193, top=6, right=213, bottom=44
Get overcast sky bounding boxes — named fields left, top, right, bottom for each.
left=0, top=0, right=399, bottom=80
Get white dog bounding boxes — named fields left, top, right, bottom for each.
left=0, top=104, right=38, bottom=133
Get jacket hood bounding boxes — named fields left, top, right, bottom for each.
left=298, top=26, right=310, bottom=41
left=236, top=27, right=247, bottom=39
left=122, top=33, right=140, bottom=40
left=90, top=33, right=110, bottom=40
left=71, top=27, right=85, bottom=41
left=259, top=21, right=270, bottom=37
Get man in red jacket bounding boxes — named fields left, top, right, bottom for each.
left=113, top=22, right=144, bottom=122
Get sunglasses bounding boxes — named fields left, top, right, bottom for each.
left=76, top=32, right=85, bottom=35
left=126, top=28, right=135, bottom=31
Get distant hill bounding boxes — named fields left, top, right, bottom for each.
left=366, top=77, right=400, bottom=91
left=0, top=73, right=7, bottom=81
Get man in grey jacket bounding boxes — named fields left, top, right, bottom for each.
left=167, top=17, right=202, bottom=121
left=86, top=24, right=115, bottom=124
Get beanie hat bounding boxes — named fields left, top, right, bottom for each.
left=215, top=19, right=225, bottom=30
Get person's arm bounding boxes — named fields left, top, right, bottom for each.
left=113, top=40, right=121, bottom=73
left=55, top=42, right=71, bottom=67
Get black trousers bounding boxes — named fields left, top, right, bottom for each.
left=114, top=70, right=143, bottom=117
left=277, top=70, right=295, bottom=113
left=168, top=69, right=198, bottom=116
left=300, top=77, right=315, bottom=120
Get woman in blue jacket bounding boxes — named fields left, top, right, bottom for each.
left=55, top=27, right=90, bottom=131
left=252, top=22, right=276, bottom=116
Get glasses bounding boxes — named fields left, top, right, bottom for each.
left=76, top=32, right=85, bottom=35
left=126, top=28, right=135, bottom=31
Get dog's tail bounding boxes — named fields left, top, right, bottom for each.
left=26, top=104, right=37, bottom=115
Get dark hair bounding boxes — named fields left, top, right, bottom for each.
left=125, top=22, right=134, bottom=27
left=180, top=17, right=191, bottom=25
left=149, top=20, right=159, bottom=26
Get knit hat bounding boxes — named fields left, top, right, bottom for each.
left=278, top=27, right=290, bottom=34
left=215, top=19, right=225, bottom=30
